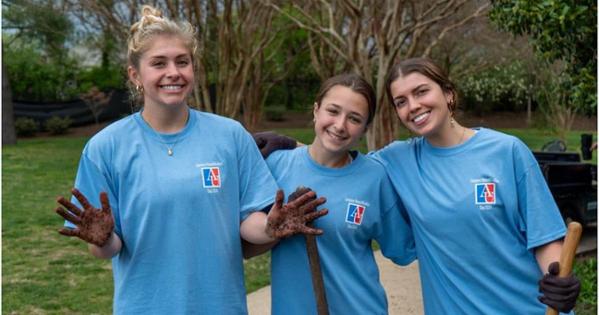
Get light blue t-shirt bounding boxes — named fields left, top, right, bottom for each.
left=266, top=146, right=416, bottom=315
left=373, top=128, right=567, bottom=315
left=69, top=109, right=278, bottom=314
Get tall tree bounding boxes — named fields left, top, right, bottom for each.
left=264, top=0, right=490, bottom=149
left=490, top=0, right=597, bottom=115
left=72, top=0, right=287, bottom=131
left=2, top=61, right=17, bottom=145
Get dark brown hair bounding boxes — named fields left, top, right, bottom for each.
left=314, top=73, right=377, bottom=126
left=385, top=58, right=458, bottom=112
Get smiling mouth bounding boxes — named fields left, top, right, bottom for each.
left=412, top=111, right=431, bottom=124
left=159, top=84, right=185, bottom=91
left=326, top=130, right=348, bottom=141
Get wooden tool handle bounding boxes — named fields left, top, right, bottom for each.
left=545, top=221, right=583, bottom=315
left=306, top=234, right=329, bottom=315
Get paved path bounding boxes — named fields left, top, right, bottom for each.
left=248, top=225, right=596, bottom=314
left=247, top=251, right=424, bottom=314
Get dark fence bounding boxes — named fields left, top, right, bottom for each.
left=14, top=89, right=133, bottom=127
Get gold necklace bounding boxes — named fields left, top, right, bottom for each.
left=141, top=114, right=185, bottom=157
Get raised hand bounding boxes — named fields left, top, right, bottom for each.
left=538, top=261, right=581, bottom=312
left=55, top=188, right=114, bottom=247
left=265, top=187, right=328, bottom=239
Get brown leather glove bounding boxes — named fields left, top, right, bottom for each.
left=253, top=131, right=297, bottom=158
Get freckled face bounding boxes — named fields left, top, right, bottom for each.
left=312, top=85, right=369, bottom=155
left=129, top=35, right=194, bottom=109
left=389, top=72, right=453, bottom=139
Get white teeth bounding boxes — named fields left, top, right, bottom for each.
left=161, top=85, right=183, bottom=90
left=412, top=112, right=430, bottom=123
left=327, top=130, right=346, bottom=140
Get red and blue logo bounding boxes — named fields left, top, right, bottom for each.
left=475, top=183, right=495, bottom=204
left=345, top=203, right=366, bottom=225
left=202, top=167, right=221, bottom=188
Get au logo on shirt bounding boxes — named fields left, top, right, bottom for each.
left=202, top=167, right=221, bottom=188
left=345, top=203, right=366, bottom=225
left=475, top=183, right=496, bottom=205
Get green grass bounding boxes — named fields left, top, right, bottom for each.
left=1, top=137, right=276, bottom=314
left=277, top=127, right=597, bottom=161
left=3, top=128, right=597, bottom=314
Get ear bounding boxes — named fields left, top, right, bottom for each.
left=312, top=102, right=319, bottom=120
left=444, top=90, right=455, bottom=104
left=128, top=66, right=141, bottom=87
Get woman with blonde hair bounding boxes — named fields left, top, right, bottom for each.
left=55, top=6, right=326, bottom=314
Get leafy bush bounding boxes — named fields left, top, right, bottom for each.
left=44, top=116, right=72, bottom=135
left=4, top=43, right=81, bottom=102
left=14, top=118, right=39, bottom=137
left=4, top=37, right=125, bottom=102
left=458, top=62, right=531, bottom=115
left=574, top=258, right=597, bottom=315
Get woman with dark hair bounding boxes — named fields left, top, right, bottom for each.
left=249, top=73, right=416, bottom=314
left=373, top=57, right=579, bottom=314
left=257, top=58, right=580, bottom=314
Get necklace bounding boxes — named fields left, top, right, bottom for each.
left=141, top=114, right=186, bottom=157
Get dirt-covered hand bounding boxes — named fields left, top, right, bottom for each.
left=265, top=188, right=328, bottom=239
left=252, top=131, right=297, bottom=158
left=54, top=188, right=114, bottom=247
left=287, top=186, right=312, bottom=202
left=538, top=261, right=581, bottom=312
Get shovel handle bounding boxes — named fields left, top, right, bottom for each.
left=545, top=221, right=583, bottom=315
left=306, top=234, right=329, bottom=315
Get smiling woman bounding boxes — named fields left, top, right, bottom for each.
left=246, top=73, right=416, bottom=315
left=52, top=5, right=327, bottom=315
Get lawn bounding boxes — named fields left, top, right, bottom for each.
left=3, top=128, right=597, bottom=314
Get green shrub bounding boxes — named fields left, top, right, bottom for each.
left=14, top=117, right=39, bottom=137
left=44, top=116, right=72, bottom=135
left=264, top=106, right=286, bottom=122
left=574, top=258, right=597, bottom=314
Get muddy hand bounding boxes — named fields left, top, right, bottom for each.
left=265, top=188, right=328, bottom=239
left=54, top=188, right=114, bottom=247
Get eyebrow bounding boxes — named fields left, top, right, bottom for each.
left=148, top=54, right=191, bottom=60
left=325, top=103, right=365, bottom=118
left=393, top=83, right=429, bottom=102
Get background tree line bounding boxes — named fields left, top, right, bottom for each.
left=2, top=0, right=596, bottom=148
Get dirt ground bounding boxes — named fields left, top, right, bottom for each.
left=246, top=251, right=424, bottom=314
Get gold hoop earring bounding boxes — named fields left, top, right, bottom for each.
left=448, top=99, right=455, bottom=111
left=136, top=85, right=144, bottom=94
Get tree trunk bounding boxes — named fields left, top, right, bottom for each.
left=526, top=93, right=532, bottom=127
left=3, top=61, right=17, bottom=145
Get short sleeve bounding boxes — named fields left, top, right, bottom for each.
left=374, top=174, right=417, bottom=265
left=236, top=127, right=278, bottom=220
left=66, top=147, right=121, bottom=237
left=512, top=141, right=566, bottom=249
